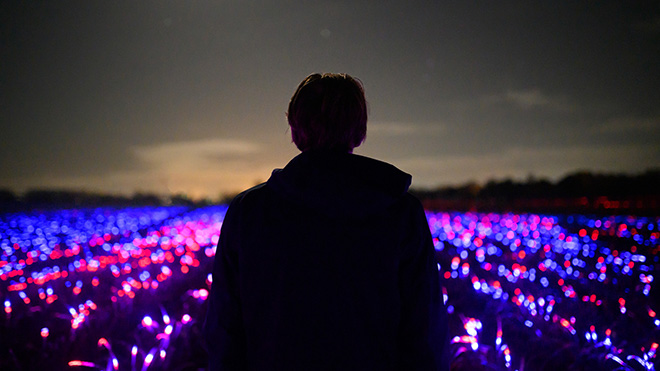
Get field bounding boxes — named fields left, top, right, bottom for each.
left=0, top=206, right=658, bottom=370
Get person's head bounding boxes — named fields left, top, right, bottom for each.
left=287, top=73, right=367, bottom=153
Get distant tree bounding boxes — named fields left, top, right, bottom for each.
left=170, top=193, right=195, bottom=206
left=0, top=189, right=17, bottom=204
left=131, top=192, right=162, bottom=206
left=635, top=169, right=660, bottom=196
left=523, top=178, right=554, bottom=198
left=217, top=192, right=239, bottom=205
left=24, top=189, right=80, bottom=206
left=480, top=178, right=519, bottom=199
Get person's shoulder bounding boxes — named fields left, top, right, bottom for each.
left=400, top=191, right=425, bottom=213
left=221, top=182, right=270, bottom=226
left=227, top=182, right=269, bottom=209
left=398, top=192, right=430, bottom=233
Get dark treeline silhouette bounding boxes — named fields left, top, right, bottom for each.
left=411, top=169, right=660, bottom=214
left=0, top=189, right=208, bottom=213
left=2, top=169, right=659, bottom=214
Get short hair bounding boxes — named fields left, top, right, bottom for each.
left=287, top=73, right=367, bottom=152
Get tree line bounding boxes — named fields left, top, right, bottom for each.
left=410, top=169, right=660, bottom=214
left=1, top=169, right=658, bottom=214
left=0, top=189, right=210, bottom=213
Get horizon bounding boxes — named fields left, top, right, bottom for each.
left=3, top=166, right=658, bottom=203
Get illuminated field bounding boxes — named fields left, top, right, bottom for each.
left=0, top=206, right=658, bottom=370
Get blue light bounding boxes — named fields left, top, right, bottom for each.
left=2, top=207, right=656, bottom=369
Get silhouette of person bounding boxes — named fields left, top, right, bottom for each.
left=205, top=73, right=448, bottom=370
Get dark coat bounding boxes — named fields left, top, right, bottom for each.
left=205, top=150, right=448, bottom=370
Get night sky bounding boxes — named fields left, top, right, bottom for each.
left=2, top=1, right=659, bottom=199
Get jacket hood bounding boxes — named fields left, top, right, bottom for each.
left=267, top=150, right=412, bottom=220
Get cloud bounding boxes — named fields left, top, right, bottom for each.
left=25, top=168, right=270, bottom=201
left=368, top=121, right=445, bottom=136
left=3, top=137, right=299, bottom=199
left=597, top=116, right=660, bottom=133
left=25, top=138, right=286, bottom=199
left=482, top=89, right=573, bottom=111
left=392, top=143, right=659, bottom=188
left=505, top=89, right=551, bottom=109
left=132, top=138, right=261, bottom=171
left=125, top=138, right=278, bottom=197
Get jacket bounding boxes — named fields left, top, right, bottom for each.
left=205, top=150, right=448, bottom=370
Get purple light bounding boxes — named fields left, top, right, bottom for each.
left=0, top=206, right=655, bottom=370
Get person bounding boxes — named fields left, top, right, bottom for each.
left=204, top=73, right=448, bottom=370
